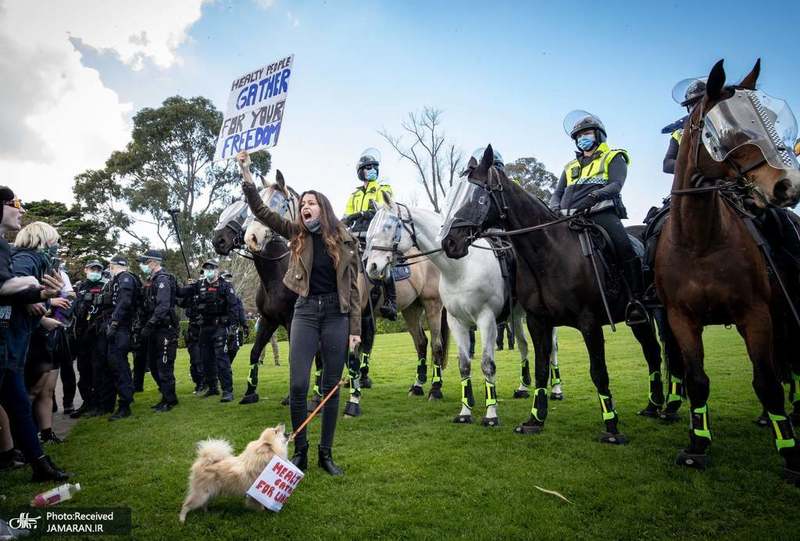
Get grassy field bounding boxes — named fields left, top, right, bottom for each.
left=2, top=326, right=798, bottom=540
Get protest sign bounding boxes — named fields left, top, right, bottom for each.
left=246, top=456, right=304, bottom=512
left=214, top=54, right=294, bottom=161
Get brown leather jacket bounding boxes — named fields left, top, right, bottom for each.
left=242, top=182, right=361, bottom=335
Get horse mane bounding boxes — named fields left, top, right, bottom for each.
left=487, top=165, right=557, bottom=219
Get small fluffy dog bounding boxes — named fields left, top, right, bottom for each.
left=179, top=424, right=288, bottom=523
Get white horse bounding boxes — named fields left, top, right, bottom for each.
left=365, top=193, right=561, bottom=426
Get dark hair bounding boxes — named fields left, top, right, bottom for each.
left=292, top=190, right=344, bottom=268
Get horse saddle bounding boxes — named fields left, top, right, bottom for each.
left=391, top=260, right=412, bottom=282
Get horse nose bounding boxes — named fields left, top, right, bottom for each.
left=774, top=175, right=800, bottom=207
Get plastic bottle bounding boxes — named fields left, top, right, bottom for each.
left=31, top=483, right=81, bottom=507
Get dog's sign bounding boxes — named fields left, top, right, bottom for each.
left=215, top=54, right=295, bottom=161
left=247, top=456, right=304, bottom=512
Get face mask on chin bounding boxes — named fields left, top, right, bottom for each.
left=304, top=217, right=321, bottom=233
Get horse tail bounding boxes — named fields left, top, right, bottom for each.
left=439, top=307, right=450, bottom=370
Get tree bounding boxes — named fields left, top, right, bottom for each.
left=18, top=200, right=118, bottom=277
left=379, top=107, right=463, bottom=213
left=504, top=157, right=558, bottom=201
left=73, top=95, right=270, bottom=271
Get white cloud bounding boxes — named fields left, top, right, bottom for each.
left=0, top=0, right=207, bottom=204
left=287, top=10, right=299, bottom=27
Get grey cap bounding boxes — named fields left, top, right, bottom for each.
left=201, top=259, right=220, bottom=269
left=110, top=254, right=128, bottom=266
left=138, top=249, right=164, bottom=263
left=85, top=259, right=103, bottom=270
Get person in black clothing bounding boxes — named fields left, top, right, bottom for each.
left=221, top=271, right=248, bottom=365
left=496, top=320, right=515, bottom=351
left=130, top=275, right=152, bottom=393
left=139, top=249, right=179, bottom=412
left=102, top=255, right=139, bottom=420
left=178, top=270, right=205, bottom=394
left=239, top=150, right=360, bottom=476
left=179, top=260, right=238, bottom=402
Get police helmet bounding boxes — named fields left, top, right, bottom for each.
left=563, top=110, right=607, bottom=142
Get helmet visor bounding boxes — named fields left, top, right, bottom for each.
left=359, top=147, right=382, bottom=166
left=672, top=77, right=707, bottom=106
left=702, top=89, right=799, bottom=170
left=438, top=179, right=487, bottom=241
left=365, top=208, right=401, bottom=253
left=563, top=110, right=605, bottom=138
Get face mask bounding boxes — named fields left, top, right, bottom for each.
left=304, top=217, right=321, bottom=233
left=140, top=263, right=151, bottom=275
left=203, top=270, right=217, bottom=281
left=576, top=135, right=596, bottom=151
left=365, top=169, right=378, bottom=181
left=88, top=271, right=101, bottom=281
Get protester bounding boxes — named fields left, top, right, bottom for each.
left=239, top=150, right=360, bottom=476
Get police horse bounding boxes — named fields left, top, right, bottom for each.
left=364, top=192, right=562, bottom=427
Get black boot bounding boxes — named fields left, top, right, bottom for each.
left=380, top=277, right=397, bottom=320
left=39, top=428, right=64, bottom=444
left=69, top=403, right=91, bottom=419
left=109, top=405, right=132, bottom=421
left=623, top=258, right=649, bottom=326
left=31, top=454, right=69, bottom=482
left=202, top=387, right=220, bottom=398
left=291, top=443, right=308, bottom=472
left=318, top=446, right=343, bottom=476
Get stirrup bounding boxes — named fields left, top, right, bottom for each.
left=625, top=300, right=649, bottom=326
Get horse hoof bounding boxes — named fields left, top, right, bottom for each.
left=360, top=377, right=373, bottom=389
left=427, top=388, right=443, bottom=400
left=783, top=467, right=800, bottom=486
left=408, top=385, right=424, bottom=397
left=452, top=414, right=473, bottom=424
left=513, top=389, right=530, bottom=399
left=659, top=411, right=681, bottom=423
left=550, top=392, right=564, bottom=401
left=638, top=405, right=661, bottom=418
left=343, top=401, right=362, bottom=418
left=514, top=421, right=543, bottom=435
left=307, top=395, right=321, bottom=412
left=754, top=415, right=770, bottom=428
left=675, top=450, right=709, bottom=470
left=599, top=432, right=628, bottom=445
left=481, top=417, right=500, bottom=427
left=238, top=393, right=259, bottom=405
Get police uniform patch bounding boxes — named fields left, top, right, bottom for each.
left=159, top=282, right=165, bottom=289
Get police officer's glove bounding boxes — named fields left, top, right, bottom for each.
left=140, top=324, right=154, bottom=338
left=342, top=214, right=357, bottom=227
left=106, top=321, right=118, bottom=339
left=363, top=209, right=376, bottom=220
left=573, top=193, right=599, bottom=213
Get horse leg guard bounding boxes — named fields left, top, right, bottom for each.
left=428, top=363, right=443, bottom=400
left=638, top=371, right=664, bottom=418
left=514, top=358, right=531, bottom=399
left=676, top=404, right=711, bottom=469
left=514, top=388, right=547, bottom=435
left=344, top=353, right=362, bottom=417
left=359, top=352, right=372, bottom=389
left=598, top=393, right=627, bottom=444
left=790, top=373, right=800, bottom=427
left=239, top=363, right=260, bottom=405
left=767, top=413, right=800, bottom=484
left=481, top=381, right=499, bottom=427
left=660, top=376, right=684, bottom=422
left=550, top=364, right=563, bottom=400
left=453, top=377, right=474, bottom=424
left=409, top=358, right=426, bottom=396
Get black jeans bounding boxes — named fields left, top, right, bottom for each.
left=107, top=328, right=134, bottom=407
left=199, top=325, right=232, bottom=393
left=147, top=327, right=178, bottom=404
left=591, top=208, right=637, bottom=263
left=0, top=369, right=44, bottom=461
left=289, top=293, right=348, bottom=449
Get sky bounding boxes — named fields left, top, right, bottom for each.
left=2, top=0, right=799, bottom=245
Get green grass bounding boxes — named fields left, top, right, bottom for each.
left=3, top=326, right=798, bottom=540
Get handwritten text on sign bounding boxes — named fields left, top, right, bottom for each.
left=246, top=456, right=304, bottom=512
left=215, top=55, right=294, bottom=161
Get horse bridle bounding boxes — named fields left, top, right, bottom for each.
left=367, top=203, right=439, bottom=267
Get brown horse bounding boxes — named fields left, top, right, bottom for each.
left=655, top=59, right=800, bottom=479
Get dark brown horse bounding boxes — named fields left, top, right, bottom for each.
left=442, top=146, right=671, bottom=444
left=655, top=59, right=800, bottom=478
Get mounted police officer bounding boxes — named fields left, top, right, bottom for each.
left=68, top=259, right=106, bottom=418
left=342, top=147, right=397, bottom=320
left=138, top=249, right=179, bottom=412
left=178, top=270, right=205, bottom=394
left=221, top=271, right=248, bottom=364
left=102, top=255, right=140, bottom=420
left=662, top=78, right=706, bottom=175
left=179, top=260, right=238, bottom=402
left=550, top=110, right=648, bottom=326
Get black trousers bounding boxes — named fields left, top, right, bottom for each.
left=591, top=208, right=637, bottom=263
left=186, top=324, right=203, bottom=386
left=90, top=332, right=115, bottom=412
left=131, top=335, right=148, bottom=392
left=74, top=333, right=97, bottom=408
left=199, top=325, right=232, bottom=393
left=289, top=294, right=348, bottom=449
left=107, top=328, right=134, bottom=407
left=147, top=327, right=178, bottom=404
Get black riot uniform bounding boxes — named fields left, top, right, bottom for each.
left=178, top=287, right=204, bottom=392
left=179, top=274, right=238, bottom=400
left=130, top=276, right=151, bottom=392
left=140, top=255, right=179, bottom=411
left=226, top=290, right=248, bottom=364
left=102, top=257, right=140, bottom=419
left=69, top=273, right=106, bottom=417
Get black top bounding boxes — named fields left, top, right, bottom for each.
left=309, top=232, right=337, bottom=295
left=663, top=136, right=680, bottom=174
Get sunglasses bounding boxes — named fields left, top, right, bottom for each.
left=3, top=198, right=22, bottom=209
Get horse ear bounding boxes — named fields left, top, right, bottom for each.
left=275, top=170, right=286, bottom=192
left=477, top=145, right=494, bottom=174
left=738, top=58, right=761, bottom=90
left=382, top=190, right=393, bottom=207
left=257, top=174, right=270, bottom=188
left=706, top=59, right=726, bottom=101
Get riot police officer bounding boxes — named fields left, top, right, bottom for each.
left=68, top=260, right=105, bottom=418
left=102, top=255, right=140, bottom=420
left=139, top=249, right=179, bottom=412
left=180, top=260, right=238, bottom=402
left=221, top=271, right=248, bottom=364
left=130, top=273, right=151, bottom=393
left=178, top=270, right=205, bottom=394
